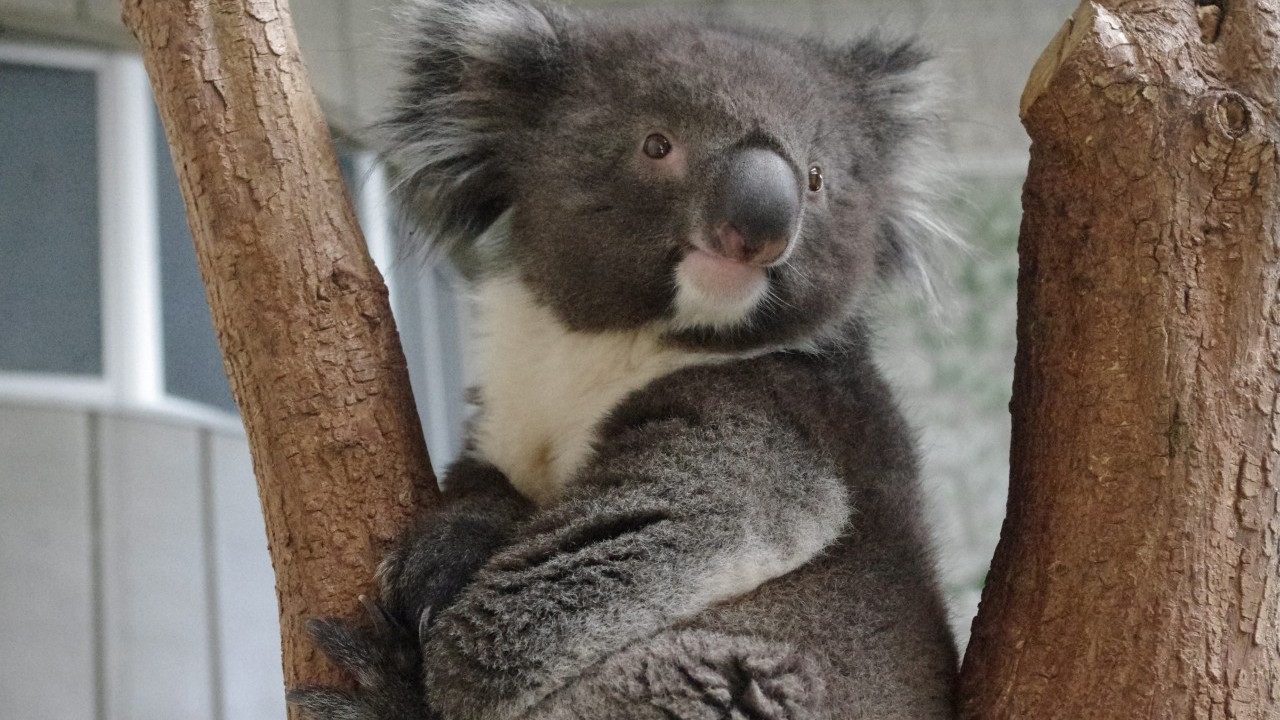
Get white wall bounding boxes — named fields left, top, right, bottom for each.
left=0, top=402, right=285, bottom=720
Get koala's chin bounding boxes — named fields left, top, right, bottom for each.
left=670, top=248, right=772, bottom=332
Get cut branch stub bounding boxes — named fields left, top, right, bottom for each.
left=120, top=0, right=437, bottom=706
left=961, top=1, right=1280, bottom=718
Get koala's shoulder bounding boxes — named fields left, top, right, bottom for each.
left=596, top=341, right=915, bottom=485
left=596, top=352, right=830, bottom=440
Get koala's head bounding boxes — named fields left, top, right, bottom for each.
left=384, top=0, right=941, bottom=353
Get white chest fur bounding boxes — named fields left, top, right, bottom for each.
left=470, top=277, right=710, bottom=505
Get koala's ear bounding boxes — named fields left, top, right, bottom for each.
left=825, top=37, right=953, bottom=290
left=827, top=37, right=937, bottom=156
left=380, top=0, right=570, bottom=253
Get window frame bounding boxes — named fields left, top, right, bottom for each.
left=0, top=42, right=234, bottom=432
left=0, top=40, right=467, bottom=459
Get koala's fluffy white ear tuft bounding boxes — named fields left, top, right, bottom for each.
left=827, top=37, right=939, bottom=153
left=447, top=0, right=559, bottom=62
left=824, top=38, right=957, bottom=300
left=397, top=0, right=564, bottom=81
left=380, top=0, right=570, bottom=259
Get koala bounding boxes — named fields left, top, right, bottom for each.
left=290, top=0, right=959, bottom=718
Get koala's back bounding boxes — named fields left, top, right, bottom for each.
left=591, top=335, right=958, bottom=717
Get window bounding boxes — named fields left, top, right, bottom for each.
left=0, top=42, right=469, bottom=469
left=0, top=45, right=167, bottom=410
left=0, top=55, right=102, bottom=378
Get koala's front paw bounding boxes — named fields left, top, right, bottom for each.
left=375, top=509, right=515, bottom=631
left=376, top=461, right=532, bottom=629
left=289, top=601, right=434, bottom=720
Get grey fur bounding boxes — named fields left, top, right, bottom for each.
left=294, top=1, right=958, bottom=718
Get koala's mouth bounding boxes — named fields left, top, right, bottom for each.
left=676, top=218, right=790, bottom=307
left=679, top=246, right=768, bottom=301
left=669, top=244, right=770, bottom=331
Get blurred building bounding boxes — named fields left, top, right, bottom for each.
left=0, top=0, right=1074, bottom=717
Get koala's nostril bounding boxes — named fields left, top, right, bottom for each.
left=709, top=223, right=747, bottom=260
left=709, top=146, right=802, bottom=265
left=750, top=237, right=790, bottom=266
left=707, top=224, right=790, bottom=267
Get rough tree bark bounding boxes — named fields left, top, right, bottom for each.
left=960, top=1, right=1280, bottom=718
left=120, top=0, right=437, bottom=709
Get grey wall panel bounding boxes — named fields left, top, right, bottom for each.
left=98, top=415, right=215, bottom=720
left=0, top=404, right=94, bottom=720
left=810, top=0, right=928, bottom=33
left=208, top=430, right=287, bottom=720
left=348, top=0, right=400, bottom=127
left=293, top=0, right=354, bottom=119
left=716, top=0, right=817, bottom=34
left=0, top=0, right=76, bottom=18
left=82, top=0, right=118, bottom=29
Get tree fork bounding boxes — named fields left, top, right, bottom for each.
left=961, top=1, right=1280, bottom=717
left=120, top=0, right=437, bottom=708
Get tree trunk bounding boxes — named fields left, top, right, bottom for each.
left=960, top=1, right=1280, bottom=717
left=120, top=0, right=437, bottom=709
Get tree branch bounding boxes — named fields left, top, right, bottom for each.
left=121, top=0, right=437, bottom=709
left=961, top=1, right=1280, bottom=716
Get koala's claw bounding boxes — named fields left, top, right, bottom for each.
left=373, top=537, right=472, bottom=631
left=418, top=605, right=434, bottom=639
left=358, top=594, right=401, bottom=635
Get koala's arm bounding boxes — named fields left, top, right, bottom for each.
left=421, top=405, right=850, bottom=720
left=290, top=457, right=534, bottom=720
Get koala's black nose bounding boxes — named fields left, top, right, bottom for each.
left=707, top=147, right=802, bottom=266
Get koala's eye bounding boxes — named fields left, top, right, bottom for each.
left=808, top=166, right=824, bottom=193
left=642, top=133, right=673, bottom=159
